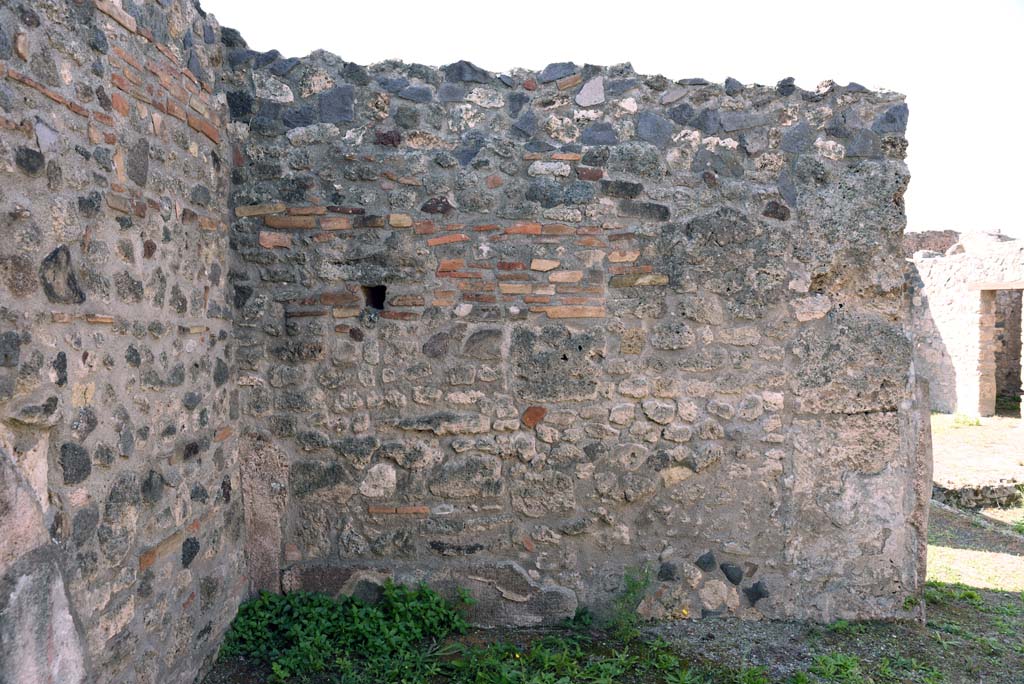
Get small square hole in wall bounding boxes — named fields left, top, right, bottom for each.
left=362, top=285, right=387, bottom=310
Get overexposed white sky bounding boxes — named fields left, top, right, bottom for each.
left=202, top=0, right=1024, bottom=237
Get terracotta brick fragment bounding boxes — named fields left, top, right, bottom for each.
left=536, top=305, right=607, bottom=319
left=258, top=231, right=292, bottom=249
left=427, top=233, right=469, bottom=247
left=608, top=250, right=641, bottom=263
left=321, top=292, right=360, bottom=306
left=389, top=213, right=413, bottom=228
left=288, top=206, right=326, bottom=216
left=381, top=311, right=420, bottom=320
left=556, top=73, right=582, bottom=90
left=395, top=506, right=430, bottom=516
left=522, top=406, right=547, bottom=428
left=549, top=270, right=583, bottom=283
left=505, top=222, right=541, bottom=236
left=236, top=202, right=286, bottom=217
left=186, top=112, right=220, bottom=144
left=265, top=215, right=316, bottom=229
left=321, top=216, right=353, bottom=230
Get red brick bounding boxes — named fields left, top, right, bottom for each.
left=186, top=112, right=220, bottom=144
left=522, top=406, right=547, bottom=428
left=438, top=258, right=465, bottom=272
left=505, top=222, right=542, bottom=236
left=576, top=166, right=603, bottom=181
left=485, top=174, right=504, bottom=188
left=165, top=99, right=187, bottom=121
left=288, top=205, right=326, bottom=215
left=236, top=202, right=285, bottom=217
left=395, top=506, right=430, bottom=516
left=381, top=310, right=420, bottom=321
left=427, top=233, right=469, bottom=247
left=321, top=216, right=353, bottom=230
left=535, top=305, right=606, bottom=318
left=258, top=231, right=292, bottom=249
left=320, top=291, right=360, bottom=306
left=542, top=223, right=574, bottom=235
left=265, top=215, right=316, bottom=229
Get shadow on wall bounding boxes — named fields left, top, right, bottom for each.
left=906, top=257, right=958, bottom=414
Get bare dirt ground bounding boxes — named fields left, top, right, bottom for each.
left=931, top=414, right=1024, bottom=489
left=650, top=502, right=1024, bottom=683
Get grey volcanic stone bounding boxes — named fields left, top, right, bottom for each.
left=538, top=62, right=577, bottom=83
left=695, top=551, right=717, bottom=572
left=127, top=139, right=149, bottom=187
left=39, top=246, right=85, bottom=304
left=580, top=122, right=618, bottom=146
left=182, top=537, right=200, bottom=568
left=636, top=111, right=674, bottom=148
left=15, top=147, right=44, bottom=176
left=59, top=443, right=91, bottom=485
left=872, top=103, right=909, bottom=134
left=319, top=85, right=355, bottom=123
left=444, top=60, right=491, bottom=83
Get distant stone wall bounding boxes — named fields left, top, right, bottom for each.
left=0, top=2, right=242, bottom=684
left=903, top=230, right=959, bottom=257
left=908, top=234, right=1024, bottom=415
left=221, top=46, right=929, bottom=625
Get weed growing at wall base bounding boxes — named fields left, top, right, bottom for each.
left=219, top=582, right=470, bottom=682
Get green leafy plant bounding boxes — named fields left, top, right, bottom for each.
left=607, top=565, right=652, bottom=641
left=808, top=653, right=868, bottom=683
left=826, top=620, right=867, bottom=636
left=220, top=582, right=469, bottom=682
left=952, top=413, right=981, bottom=427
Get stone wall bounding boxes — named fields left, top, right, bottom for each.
left=221, top=46, right=930, bottom=625
left=908, top=233, right=1024, bottom=415
left=0, top=4, right=934, bottom=682
left=903, top=230, right=959, bottom=257
left=0, top=2, right=242, bottom=684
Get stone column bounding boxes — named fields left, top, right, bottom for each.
left=976, top=290, right=998, bottom=416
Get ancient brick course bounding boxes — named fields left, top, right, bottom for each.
left=1, top=2, right=931, bottom=683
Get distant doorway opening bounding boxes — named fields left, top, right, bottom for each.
left=993, top=289, right=1022, bottom=417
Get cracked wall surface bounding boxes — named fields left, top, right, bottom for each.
left=0, top=1, right=930, bottom=683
